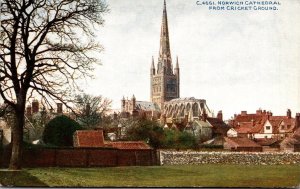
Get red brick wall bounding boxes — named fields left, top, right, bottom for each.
left=23, top=149, right=56, bottom=167
left=88, top=149, right=117, bottom=167
left=0, top=148, right=158, bottom=168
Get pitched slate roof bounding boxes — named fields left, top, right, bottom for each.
left=105, top=141, right=151, bottom=150
left=74, top=130, right=105, bottom=148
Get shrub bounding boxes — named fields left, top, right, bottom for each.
left=163, top=129, right=198, bottom=149
left=124, top=119, right=165, bottom=148
left=42, top=115, right=82, bottom=146
left=124, top=118, right=198, bottom=149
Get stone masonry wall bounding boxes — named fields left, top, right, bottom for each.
left=159, top=150, right=300, bottom=165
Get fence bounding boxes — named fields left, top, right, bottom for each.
left=0, top=147, right=158, bottom=168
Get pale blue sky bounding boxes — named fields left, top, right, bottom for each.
left=81, top=0, right=300, bottom=119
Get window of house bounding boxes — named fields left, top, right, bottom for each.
left=287, top=125, right=291, bottom=129
left=266, top=126, right=271, bottom=130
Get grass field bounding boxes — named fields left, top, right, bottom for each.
left=1, top=164, right=300, bottom=187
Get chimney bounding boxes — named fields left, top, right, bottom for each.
left=26, top=105, right=32, bottom=117
left=267, top=112, right=271, bottom=119
left=295, top=113, right=300, bottom=130
left=256, top=109, right=262, bottom=115
left=287, top=109, right=291, bottom=119
left=241, top=111, right=247, bottom=116
left=217, top=110, right=223, bottom=121
left=57, top=103, right=63, bottom=114
left=32, top=100, right=39, bottom=114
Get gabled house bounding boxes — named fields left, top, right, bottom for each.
left=229, top=109, right=299, bottom=141
left=185, top=120, right=212, bottom=142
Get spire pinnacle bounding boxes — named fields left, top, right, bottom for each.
left=151, top=56, right=155, bottom=69
left=159, top=0, right=171, bottom=58
left=176, top=56, right=179, bottom=68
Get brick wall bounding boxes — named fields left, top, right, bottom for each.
left=159, top=150, right=300, bottom=165
left=0, top=148, right=158, bottom=168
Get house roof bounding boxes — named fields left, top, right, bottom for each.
left=232, top=114, right=296, bottom=135
left=74, top=130, right=105, bottom=148
left=281, top=128, right=300, bottom=147
left=105, top=141, right=152, bottom=150
left=234, top=114, right=264, bottom=124
left=254, top=138, right=281, bottom=146
left=225, top=137, right=261, bottom=148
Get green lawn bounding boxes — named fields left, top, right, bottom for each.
left=1, top=164, right=300, bottom=187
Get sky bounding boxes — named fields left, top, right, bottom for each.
left=79, top=0, right=300, bottom=120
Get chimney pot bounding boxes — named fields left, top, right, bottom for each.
left=241, top=111, right=247, bottom=116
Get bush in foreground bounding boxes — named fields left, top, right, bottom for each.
left=42, top=115, right=82, bottom=146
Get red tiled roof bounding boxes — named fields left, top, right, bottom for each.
left=105, top=141, right=151, bottom=150
left=234, top=114, right=264, bottom=124
left=74, top=130, right=105, bottom=147
left=225, top=137, right=261, bottom=148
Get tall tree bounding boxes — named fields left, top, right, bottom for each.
left=74, top=93, right=111, bottom=129
left=0, top=0, right=108, bottom=169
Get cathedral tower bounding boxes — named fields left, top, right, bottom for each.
left=151, top=0, right=180, bottom=110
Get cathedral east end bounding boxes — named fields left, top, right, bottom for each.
left=121, top=1, right=221, bottom=138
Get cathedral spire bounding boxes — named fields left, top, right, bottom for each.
left=151, top=56, right=155, bottom=69
left=159, top=0, right=171, bottom=59
left=176, top=56, right=179, bottom=68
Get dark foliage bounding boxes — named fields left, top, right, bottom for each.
left=42, top=115, right=82, bottom=147
left=124, top=118, right=198, bottom=149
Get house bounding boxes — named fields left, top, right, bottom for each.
left=185, top=120, right=213, bottom=142
left=280, top=127, right=300, bottom=152
left=224, top=137, right=262, bottom=152
left=207, top=114, right=230, bottom=137
left=229, top=109, right=299, bottom=140
left=253, top=113, right=299, bottom=139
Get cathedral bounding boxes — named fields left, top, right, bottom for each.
left=121, top=1, right=220, bottom=128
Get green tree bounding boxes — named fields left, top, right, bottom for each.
left=42, top=115, right=82, bottom=147
left=124, top=118, right=165, bottom=148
